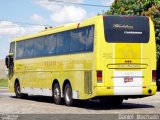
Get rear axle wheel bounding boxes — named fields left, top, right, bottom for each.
left=64, top=83, right=75, bottom=106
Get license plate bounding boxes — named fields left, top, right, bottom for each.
left=124, top=77, right=133, bottom=83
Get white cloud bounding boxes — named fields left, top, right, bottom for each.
left=34, top=0, right=87, bottom=25
left=24, top=26, right=45, bottom=35
left=35, top=0, right=62, bottom=12
left=0, top=21, right=44, bottom=38
left=0, top=21, right=45, bottom=59
left=50, top=5, right=87, bottom=24
left=30, top=14, right=46, bottom=24
left=0, top=21, right=24, bottom=35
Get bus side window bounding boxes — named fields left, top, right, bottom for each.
left=45, top=35, right=57, bottom=56
left=16, top=41, right=25, bottom=59
left=57, top=32, right=70, bottom=54
left=34, top=37, right=45, bottom=57
left=70, top=28, right=86, bottom=52
left=24, top=39, right=34, bottom=58
left=10, top=42, right=15, bottom=55
left=86, top=26, right=94, bottom=51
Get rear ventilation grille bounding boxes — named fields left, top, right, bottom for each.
left=84, top=71, right=92, bottom=94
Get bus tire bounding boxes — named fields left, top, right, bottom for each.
left=53, top=83, right=62, bottom=105
left=14, top=82, right=28, bottom=99
left=64, top=83, right=74, bottom=106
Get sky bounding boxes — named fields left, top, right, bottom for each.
left=0, top=0, right=114, bottom=59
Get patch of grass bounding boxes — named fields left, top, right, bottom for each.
left=0, top=79, right=8, bottom=87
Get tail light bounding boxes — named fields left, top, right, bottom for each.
left=152, top=70, right=156, bottom=82
left=97, top=71, right=102, bottom=83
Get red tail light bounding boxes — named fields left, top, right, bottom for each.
left=152, top=70, right=156, bottom=82
left=97, top=71, right=102, bottom=83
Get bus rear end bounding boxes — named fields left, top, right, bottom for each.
left=95, top=16, right=157, bottom=100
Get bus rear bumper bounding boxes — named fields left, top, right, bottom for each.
left=95, top=85, right=157, bottom=97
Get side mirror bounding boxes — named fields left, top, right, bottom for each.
left=10, top=56, right=14, bottom=66
left=5, top=53, right=14, bottom=68
left=5, top=56, right=9, bottom=68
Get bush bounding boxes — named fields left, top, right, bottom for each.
left=0, top=79, right=8, bottom=87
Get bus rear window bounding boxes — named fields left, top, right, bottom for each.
left=103, top=16, right=150, bottom=43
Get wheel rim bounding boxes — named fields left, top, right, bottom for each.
left=65, top=87, right=71, bottom=102
left=16, top=84, right=20, bottom=95
left=54, top=88, right=60, bottom=100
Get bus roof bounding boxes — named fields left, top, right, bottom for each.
left=12, top=15, right=101, bottom=42
left=12, top=15, right=150, bottom=42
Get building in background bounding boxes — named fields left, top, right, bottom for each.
left=0, top=59, right=7, bottom=79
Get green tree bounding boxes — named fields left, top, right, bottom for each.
left=104, top=0, right=160, bottom=61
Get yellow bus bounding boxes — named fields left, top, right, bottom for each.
left=6, top=15, right=157, bottom=106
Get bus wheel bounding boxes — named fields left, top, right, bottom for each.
left=15, top=82, right=28, bottom=99
left=53, top=83, right=62, bottom=105
left=64, top=83, right=74, bottom=106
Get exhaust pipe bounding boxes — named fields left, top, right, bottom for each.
left=148, top=89, right=152, bottom=94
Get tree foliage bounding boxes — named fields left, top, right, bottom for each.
left=104, top=0, right=160, bottom=61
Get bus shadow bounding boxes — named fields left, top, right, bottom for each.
left=11, top=95, right=54, bottom=103
left=11, top=95, right=154, bottom=110
left=74, top=100, right=154, bottom=110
